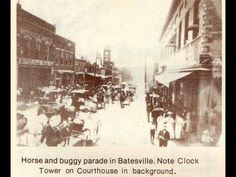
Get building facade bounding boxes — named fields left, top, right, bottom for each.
left=53, top=34, right=75, bottom=88
left=156, top=0, right=222, bottom=137
left=17, top=3, right=76, bottom=91
left=74, top=58, right=91, bottom=86
left=17, top=3, right=55, bottom=91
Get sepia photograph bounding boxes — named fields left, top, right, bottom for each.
left=14, top=0, right=223, bottom=147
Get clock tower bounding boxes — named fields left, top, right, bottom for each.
left=103, top=48, right=111, bottom=63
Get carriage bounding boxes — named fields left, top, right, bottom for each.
left=70, top=89, right=90, bottom=111
left=17, top=113, right=28, bottom=137
left=96, top=91, right=105, bottom=109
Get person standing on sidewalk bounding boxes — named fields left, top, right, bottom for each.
left=175, top=112, right=185, bottom=140
left=158, top=127, right=170, bottom=147
left=164, top=112, right=175, bottom=139
left=146, top=102, right=153, bottom=122
left=149, top=121, right=156, bottom=145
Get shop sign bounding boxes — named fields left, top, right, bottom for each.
left=18, top=58, right=54, bottom=66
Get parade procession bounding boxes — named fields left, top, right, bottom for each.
left=15, top=0, right=222, bottom=147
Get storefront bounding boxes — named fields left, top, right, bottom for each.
left=17, top=58, right=53, bottom=91
left=155, top=66, right=216, bottom=135
left=54, top=69, right=75, bottom=88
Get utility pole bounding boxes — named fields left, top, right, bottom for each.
left=144, top=52, right=147, bottom=90
left=94, top=53, right=98, bottom=77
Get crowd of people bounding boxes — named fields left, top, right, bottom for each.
left=145, top=85, right=221, bottom=146
left=17, top=83, right=136, bottom=147
left=145, top=87, right=193, bottom=147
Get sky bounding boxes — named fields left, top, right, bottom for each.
left=18, top=0, right=172, bottom=69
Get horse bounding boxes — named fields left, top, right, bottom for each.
left=17, top=113, right=29, bottom=145
left=40, top=124, right=71, bottom=146
left=58, top=105, right=76, bottom=123
left=17, top=113, right=27, bottom=131
left=17, top=112, right=47, bottom=146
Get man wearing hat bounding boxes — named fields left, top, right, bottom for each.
left=158, top=127, right=170, bottom=147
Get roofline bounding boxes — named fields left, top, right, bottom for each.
left=159, top=0, right=181, bottom=41
left=54, top=34, right=75, bottom=45
left=17, top=4, right=56, bottom=32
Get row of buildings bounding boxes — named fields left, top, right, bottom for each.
left=152, top=0, right=222, bottom=136
left=17, top=3, right=120, bottom=92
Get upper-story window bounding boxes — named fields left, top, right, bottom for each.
left=25, top=39, right=31, bottom=57
left=184, top=0, right=188, bottom=8
left=68, top=59, right=71, bottom=66
left=184, top=11, right=190, bottom=45
left=171, top=32, right=177, bottom=52
left=193, top=0, right=200, bottom=39
left=179, top=4, right=183, bottom=17
left=178, top=21, right=182, bottom=49
left=35, top=41, right=41, bottom=51
left=175, top=15, right=178, bottom=25
left=57, top=58, right=60, bottom=64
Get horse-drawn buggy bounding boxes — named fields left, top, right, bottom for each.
left=96, top=91, right=105, bottom=109
left=110, top=85, right=121, bottom=103
left=70, top=89, right=90, bottom=111
left=69, top=115, right=101, bottom=146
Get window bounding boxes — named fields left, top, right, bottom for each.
left=178, top=21, right=182, bottom=49
left=184, top=0, right=188, bottom=7
left=179, top=4, right=183, bottom=17
left=193, top=0, right=200, bottom=39
left=60, top=58, right=63, bottom=65
left=61, top=51, right=63, bottom=58
left=35, top=51, right=39, bottom=59
left=171, top=32, right=177, bottom=53
left=174, top=15, right=178, bottom=25
left=26, top=40, right=30, bottom=57
left=36, top=41, right=41, bottom=51
left=184, top=11, right=190, bottom=45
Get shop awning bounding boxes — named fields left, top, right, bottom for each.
left=155, top=72, right=192, bottom=87
left=86, top=73, right=101, bottom=78
left=57, top=70, right=74, bottom=74
left=168, top=64, right=211, bottom=72
left=101, top=75, right=113, bottom=79
left=75, top=71, right=85, bottom=75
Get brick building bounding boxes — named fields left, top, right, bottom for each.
left=17, top=3, right=55, bottom=91
left=74, top=57, right=91, bottom=86
left=155, top=0, right=222, bottom=136
left=53, top=34, right=75, bottom=88
left=17, top=3, right=76, bottom=91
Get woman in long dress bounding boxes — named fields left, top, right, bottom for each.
left=156, top=114, right=165, bottom=135
left=175, top=113, right=185, bottom=140
left=184, top=112, right=192, bottom=133
left=164, top=112, right=175, bottom=139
